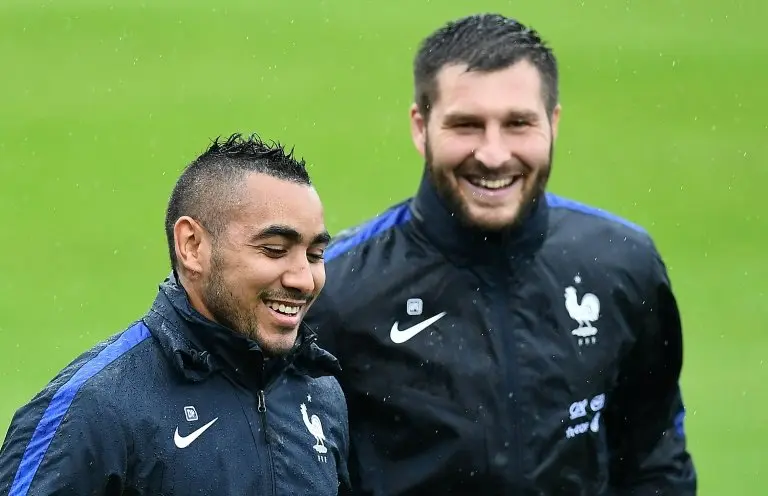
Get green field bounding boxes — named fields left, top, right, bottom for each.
left=1, top=0, right=766, bottom=493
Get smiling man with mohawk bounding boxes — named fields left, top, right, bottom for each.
left=0, top=133, right=351, bottom=495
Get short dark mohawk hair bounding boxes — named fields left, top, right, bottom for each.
left=164, top=133, right=311, bottom=270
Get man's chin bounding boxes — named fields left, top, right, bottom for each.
left=257, top=332, right=300, bottom=357
left=462, top=213, right=520, bottom=232
left=456, top=201, right=525, bottom=231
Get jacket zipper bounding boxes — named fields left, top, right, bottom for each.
left=254, top=337, right=316, bottom=496
left=502, top=304, right=522, bottom=491
left=491, top=270, right=522, bottom=492
left=257, top=381, right=278, bottom=495
left=504, top=272, right=525, bottom=492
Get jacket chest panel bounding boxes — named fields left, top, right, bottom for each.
left=130, top=375, right=342, bottom=495
left=343, top=259, right=633, bottom=429
left=130, top=378, right=265, bottom=494
left=265, top=378, right=346, bottom=495
left=341, top=267, right=500, bottom=412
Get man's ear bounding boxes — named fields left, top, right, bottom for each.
left=409, top=103, right=427, bottom=157
left=173, top=216, right=209, bottom=277
left=550, top=103, right=562, bottom=142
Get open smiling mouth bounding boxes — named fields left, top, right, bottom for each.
left=467, top=176, right=521, bottom=189
left=262, top=298, right=309, bottom=329
left=462, top=174, right=525, bottom=194
left=264, top=300, right=303, bottom=316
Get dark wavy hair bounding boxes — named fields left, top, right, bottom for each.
left=413, top=13, right=559, bottom=119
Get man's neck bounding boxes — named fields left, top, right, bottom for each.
left=175, top=270, right=218, bottom=324
left=409, top=174, right=549, bottom=262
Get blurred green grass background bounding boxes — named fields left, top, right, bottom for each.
left=1, top=1, right=765, bottom=493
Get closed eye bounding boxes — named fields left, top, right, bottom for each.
left=307, top=252, right=324, bottom=263
left=261, top=247, right=287, bottom=258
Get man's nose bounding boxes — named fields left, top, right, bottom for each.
left=473, top=127, right=511, bottom=168
left=281, top=257, right=316, bottom=295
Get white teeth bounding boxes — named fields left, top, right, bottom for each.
left=265, top=301, right=301, bottom=315
left=469, top=177, right=517, bottom=189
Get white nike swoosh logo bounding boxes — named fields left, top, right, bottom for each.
left=174, top=417, right=219, bottom=448
left=390, top=312, right=447, bottom=344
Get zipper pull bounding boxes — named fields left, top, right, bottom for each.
left=257, top=389, right=270, bottom=444
left=257, top=390, right=266, bottom=413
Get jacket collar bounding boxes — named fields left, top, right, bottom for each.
left=409, top=171, right=549, bottom=266
left=143, top=272, right=342, bottom=385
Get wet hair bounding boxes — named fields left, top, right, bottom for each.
left=413, top=13, right=559, bottom=119
left=164, top=132, right=311, bottom=270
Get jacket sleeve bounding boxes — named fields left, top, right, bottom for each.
left=605, top=246, right=697, bottom=495
left=0, top=377, right=129, bottom=495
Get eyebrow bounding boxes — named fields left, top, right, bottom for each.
left=444, top=109, right=540, bottom=123
left=250, top=224, right=331, bottom=245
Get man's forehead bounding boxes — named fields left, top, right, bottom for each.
left=434, top=61, right=545, bottom=112
left=436, top=59, right=543, bottom=86
left=232, top=174, right=325, bottom=238
left=239, top=173, right=318, bottom=206
left=236, top=216, right=328, bottom=245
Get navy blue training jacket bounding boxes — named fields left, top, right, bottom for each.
left=0, top=274, right=351, bottom=495
left=303, top=175, right=697, bottom=495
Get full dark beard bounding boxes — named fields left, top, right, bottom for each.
left=425, top=136, right=554, bottom=232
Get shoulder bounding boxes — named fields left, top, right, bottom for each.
left=70, top=321, right=156, bottom=396
left=0, top=323, right=155, bottom=473
left=324, top=199, right=413, bottom=264
left=547, top=193, right=659, bottom=256
left=545, top=193, right=666, bottom=288
left=309, top=199, right=414, bottom=326
left=48, top=323, right=156, bottom=416
left=35, top=322, right=152, bottom=402
left=546, top=193, right=651, bottom=243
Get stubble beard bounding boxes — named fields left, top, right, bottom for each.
left=201, top=247, right=308, bottom=357
left=201, top=248, right=265, bottom=348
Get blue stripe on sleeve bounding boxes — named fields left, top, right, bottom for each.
left=325, top=203, right=412, bottom=262
left=546, top=193, right=646, bottom=234
left=674, top=409, right=686, bottom=437
left=9, top=322, right=151, bottom=496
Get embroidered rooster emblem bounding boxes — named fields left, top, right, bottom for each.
left=301, top=403, right=328, bottom=454
left=564, top=286, right=600, bottom=345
